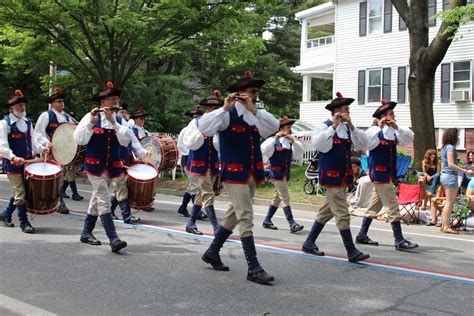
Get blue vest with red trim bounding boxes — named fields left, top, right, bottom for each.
left=218, top=107, right=264, bottom=184
left=318, top=120, right=353, bottom=188
left=187, top=136, right=219, bottom=177
left=269, top=138, right=292, bottom=181
left=132, top=127, right=149, bottom=141
left=45, top=110, right=70, bottom=140
left=83, top=119, right=123, bottom=178
left=116, top=117, right=133, bottom=166
left=368, top=130, right=398, bottom=183
left=2, top=116, right=33, bottom=174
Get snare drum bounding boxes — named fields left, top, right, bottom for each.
left=126, top=162, right=158, bottom=210
left=51, top=123, right=82, bottom=166
left=24, top=160, right=62, bottom=215
left=140, top=135, right=178, bottom=172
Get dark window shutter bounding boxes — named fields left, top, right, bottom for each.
left=441, top=63, right=451, bottom=103
left=358, top=70, right=366, bottom=104
left=399, top=14, right=407, bottom=31
left=397, top=67, right=407, bottom=103
left=384, top=0, right=392, bottom=33
left=428, top=0, right=437, bottom=27
left=360, top=2, right=367, bottom=37
left=382, top=68, right=392, bottom=100
left=443, top=0, right=451, bottom=10
left=472, top=61, right=474, bottom=102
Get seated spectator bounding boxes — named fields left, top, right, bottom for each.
left=461, top=150, right=474, bottom=188
left=422, top=148, right=440, bottom=195
left=347, top=157, right=366, bottom=192
left=426, top=185, right=445, bottom=226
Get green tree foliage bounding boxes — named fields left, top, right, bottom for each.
left=0, top=0, right=330, bottom=132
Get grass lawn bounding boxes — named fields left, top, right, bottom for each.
left=159, top=165, right=325, bottom=206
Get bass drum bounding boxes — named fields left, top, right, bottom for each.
left=51, top=123, right=82, bottom=166
left=140, top=135, right=178, bottom=172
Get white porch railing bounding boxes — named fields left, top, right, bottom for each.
left=306, top=35, right=334, bottom=49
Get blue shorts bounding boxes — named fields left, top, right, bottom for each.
left=440, top=173, right=458, bottom=189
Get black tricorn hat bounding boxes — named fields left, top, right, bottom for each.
left=227, top=71, right=266, bottom=93
left=130, top=106, right=149, bottom=119
left=199, top=90, right=224, bottom=107
left=47, top=87, right=65, bottom=103
left=185, top=104, right=203, bottom=118
left=119, top=102, right=129, bottom=111
left=279, top=116, right=296, bottom=128
left=372, top=99, right=397, bottom=119
left=325, top=92, right=354, bottom=111
left=8, top=89, right=27, bottom=107
left=92, top=81, right=122, bottom=102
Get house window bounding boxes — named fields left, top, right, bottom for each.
left=452, top=61, right=471, bottom=91
left=367, top=69, right=382, bottom=103
left=368, top=0, right=384, bottom=34
left=438, top=128, right=465, bottom=150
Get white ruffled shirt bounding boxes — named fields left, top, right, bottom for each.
left=261, top=136, right=304, bottom=163
left=74, top=112, right=131, bottom=147
left=0, top=113, right=44, bottom=160
left=365, top=125, right=414, bottom=151
left=197, top=102, right=279, bottom=139
left=311, top=120, right=368, bottom=153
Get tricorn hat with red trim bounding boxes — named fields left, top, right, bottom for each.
left=199, top=90, right=224, bottom=107
left=325, top=92, right=354, bottom=111
left=227, top=71, right=266, bottom=93
left=279, top=116, right=296, bottom=128
left=185, top=104, right=203, bottom=118
left=372, top=99, right=397, bottom=119
left=130, top=105, right=149, bottom=119
left=92, top=81, right=122, bottom=102
left=8, top=89, right=27, bottom=107
left=47, top=87, right=66, bottom=104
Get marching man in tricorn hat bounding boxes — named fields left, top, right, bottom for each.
left=260, top=116, right=304, bottom=233
left=34, top=87, right=82, bottom=211
left=301, top=92, right=370, bottom=262
left=355, top=99, right=419, bottom=251
left=176, top=105, right=204, bottom=218
left=0, top=89, right=50, bottom=233
left=183, top=90, right=223, bottom=235
left=74, top=82, right=130, bottom=253
left=198, top=71, right=279, bottom=285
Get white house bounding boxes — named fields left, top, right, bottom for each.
left=294, top=0, right=474, bottom=156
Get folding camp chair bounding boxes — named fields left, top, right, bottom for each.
left=397, top=183, right=421, bottom=224
left=395, top=155, right=412, bottom=184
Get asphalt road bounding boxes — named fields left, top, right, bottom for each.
left=0, top=176, right=473, bottom=315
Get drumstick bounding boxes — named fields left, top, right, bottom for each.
left=23, top=158, right=42, bottom=164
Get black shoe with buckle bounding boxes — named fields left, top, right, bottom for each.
left=302, top=246, right=325, bottom=256
left=186, top=227, right=203, bottom=235
left=2, top=217, right=14, bottom=228
left=197, top=212, right=208, bottom=221
left=290, top=223, right=304, bottom=234
left=247, top=270, right=275, bottom=284
left=356, top=235, right=379, bottom=246
left=111, top=240, right=127, bottom=253
left=80, top=235, right=102, bottom=246
left=348, top=249, right=370, bottom=262
left=395, top=240, right=419, bottom=251
left=202, top=253, right=230, bottom=271
left=262, top=222, right=278, bottom=230
left=57, top=204, right=70, bottom=214
left=21, top=224, right=35, bottom=234
left=125, top=216, right=141, bottom=224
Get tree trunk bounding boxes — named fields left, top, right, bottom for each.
left=408, top=73, right=436, bottom=168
